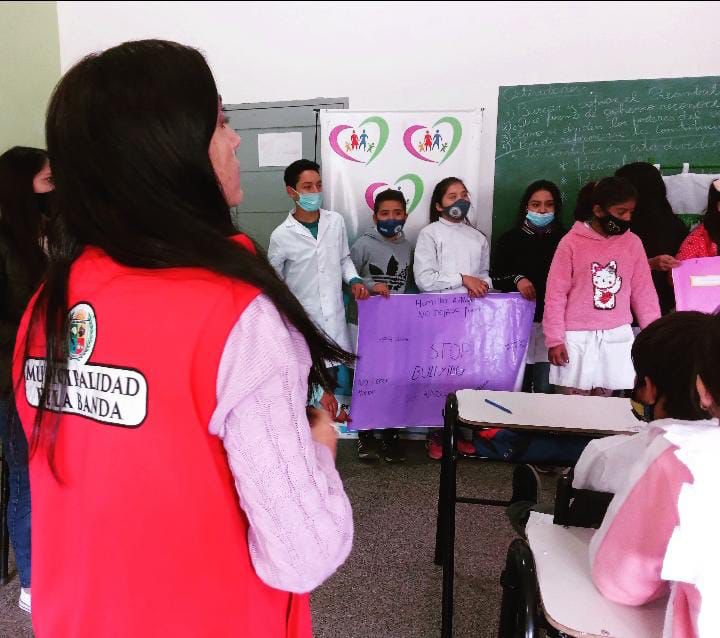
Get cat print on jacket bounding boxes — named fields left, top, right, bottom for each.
left=592, top=260, right=622, bottom=310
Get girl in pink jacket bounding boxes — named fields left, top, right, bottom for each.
left=544, top=177, right=660, bottom=394
left=575, top=311, right=720, bottom=638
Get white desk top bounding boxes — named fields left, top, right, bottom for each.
left=527, top=512, right=666, bottom=638
left=456, top=390, right=641, bottom=436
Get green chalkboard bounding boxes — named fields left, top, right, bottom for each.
left=492, top=76, right=720, bottom=243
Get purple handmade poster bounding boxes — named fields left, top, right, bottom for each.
left=672, top=256, right=720, bottom=313
left=349, top=292, right=535, bottom=430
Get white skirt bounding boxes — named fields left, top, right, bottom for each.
left=526, top=322, right=549, bottom=365
left=549, top=324, right=635, bottom=391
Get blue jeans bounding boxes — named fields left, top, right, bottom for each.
left=0, top=398, right=31, bottom=588
left=473, top=428, right=591, bottom=465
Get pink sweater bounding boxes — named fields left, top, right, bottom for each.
left=543, top=222, right=661, bottom=348
left=589, top=429, right=701, bottom=638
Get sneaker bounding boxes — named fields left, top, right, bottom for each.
left=426, top=433, right=444, bottom=460
left=357, top=431, right=380, bottom=461
left=380, top=431, right=406, bottom=463
left=456, top=438, right=476, bottom=457
left=19, top=588, right=31, bottom=614
left=426, top=433, right=476, bottom=459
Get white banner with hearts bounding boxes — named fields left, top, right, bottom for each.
left=320, top=110, right=484, bottom=246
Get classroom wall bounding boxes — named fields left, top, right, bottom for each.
left=56, top=0, right=718, bottom=237
left=0, top=2, right=61, bottom=150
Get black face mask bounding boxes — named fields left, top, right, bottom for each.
left=597, top=213, right=632, bottom=236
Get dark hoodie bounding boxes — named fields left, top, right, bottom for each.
left=0, top=230, right=40, bottom=395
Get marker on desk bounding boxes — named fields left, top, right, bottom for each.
left=484, top=398, right=513, bottom=414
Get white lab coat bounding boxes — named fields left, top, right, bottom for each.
left=267, top=208, right=359, bottom=353
left=413, top=218, right=492, bottom=293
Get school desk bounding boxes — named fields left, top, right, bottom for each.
left=526, top=512, right=666, bottom=637
left=436, top=390, right=641, bottom=638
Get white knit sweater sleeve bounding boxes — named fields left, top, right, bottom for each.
left=208, top=295, right=353, bottom=593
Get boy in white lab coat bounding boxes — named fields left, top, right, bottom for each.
left=268, top=159, right=368, bottom=416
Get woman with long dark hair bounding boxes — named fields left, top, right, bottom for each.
left=615, top=162, right=688, bottom=313
left=12, top=40, right=352, bottom=638
left=0, top=145, right=52, bottom=614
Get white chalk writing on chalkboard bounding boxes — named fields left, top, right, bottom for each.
left=496, top=80, right=720, bottom=187
left=492, top=76, right=720, bottom=250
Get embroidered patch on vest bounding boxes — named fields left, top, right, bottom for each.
left=68, top=303, right=96, bottom=364
left=24, top=303, right=148, bottom=428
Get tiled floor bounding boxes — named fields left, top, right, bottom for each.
left=1, top=439, right=536, bottom=637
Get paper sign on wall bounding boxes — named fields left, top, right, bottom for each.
left=258, top=132, right=302, bottom=167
